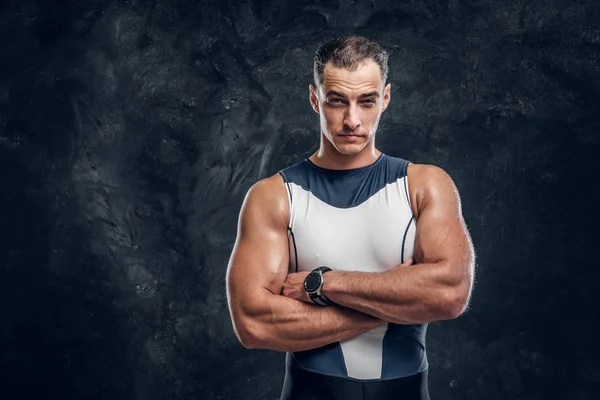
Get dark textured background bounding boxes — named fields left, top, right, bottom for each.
left=1, top=0, right=599, bottom=399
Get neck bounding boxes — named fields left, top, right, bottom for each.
left=309, top=134, right=381, bottom=170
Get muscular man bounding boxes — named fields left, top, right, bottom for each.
left=226, top=36, right=475, bottom=400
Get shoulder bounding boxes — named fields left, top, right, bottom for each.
left=407, top=163, right=455, bottom=186
left=245, top=173, right=288, bottom=207
left=406, top=163, right=460, bottom=215
left=241, top=173, right=289, bottom=228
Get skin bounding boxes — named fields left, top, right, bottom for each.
left=226, top=59, right=475, bottom=351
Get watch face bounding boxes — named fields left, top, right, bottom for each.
left=304, top=272, right=321, bottom=292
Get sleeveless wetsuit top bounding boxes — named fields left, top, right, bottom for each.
left=278, top=153, right=428, bottom=381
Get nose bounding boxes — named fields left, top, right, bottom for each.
left=343, top=104, right=360, bottom=130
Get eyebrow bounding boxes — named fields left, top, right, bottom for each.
left=325, top=90, right=380, bottom=98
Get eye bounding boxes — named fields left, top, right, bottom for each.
left=362, top=99, right=376, bottom=105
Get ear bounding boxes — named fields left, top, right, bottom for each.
left=309, top=84, right=320, bottom=114
left=382, top=83, right=391, bottom=112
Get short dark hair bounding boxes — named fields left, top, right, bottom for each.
left=313, top=36, right=389, bottom=87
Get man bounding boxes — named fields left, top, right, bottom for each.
left=226, top=36, right=475, bottom=400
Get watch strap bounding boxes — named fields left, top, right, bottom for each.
left=314, top=266, right=332, bottom=274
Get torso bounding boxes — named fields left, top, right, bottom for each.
left=277, top=153, right=428, bottom=381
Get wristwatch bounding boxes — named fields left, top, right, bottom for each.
left=303, top=266, right=333, bottom=306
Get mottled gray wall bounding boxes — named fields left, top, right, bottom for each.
left=1, top=0, right=598, bottom=399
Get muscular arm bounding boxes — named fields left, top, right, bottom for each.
left=226, top=174, right=384, bottom=352
left=320, top=164, right=475, bottom=325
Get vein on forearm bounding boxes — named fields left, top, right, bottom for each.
left=243, top=289, right=380, bottom=351
left=323, top=261, right=455, bottom=324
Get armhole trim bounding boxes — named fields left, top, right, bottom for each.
left=403, top=161, right=416, bottom=221
left=287, top=227, right=299, bottom=273
left=279, top=171, right=294, bottom=229
left=401, top=215, right=415, bottom=264
left=279, top=171, right=297, bottom=272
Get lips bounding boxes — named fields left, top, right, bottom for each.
left=338, top=134, right=363, bottom=142
left=338, top=133, right=364, bottom=137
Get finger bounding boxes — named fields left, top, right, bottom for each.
left=401, top=257, right=414, bottom=266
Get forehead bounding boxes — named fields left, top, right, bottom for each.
left=321, top=59, right=383, bottom=95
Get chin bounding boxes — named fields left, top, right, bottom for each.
left=333, top=142, right=366, bottom=155
left=334, top=135, right=373, bottom=153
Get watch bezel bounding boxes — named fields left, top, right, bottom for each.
left=303, top=271, right=322, bottom=293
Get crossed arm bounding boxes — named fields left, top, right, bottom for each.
left=316, top=165, right=475, bottom=325
left=225, top=164, right=475, bottom=352
left=226, top=176, right=384, bottom=352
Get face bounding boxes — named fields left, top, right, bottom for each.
left=310, top=59, right=391, bottom=156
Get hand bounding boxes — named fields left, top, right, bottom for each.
left=394, top=258, right=415, bottom=269
left=281, top=271, right=312, bottom=304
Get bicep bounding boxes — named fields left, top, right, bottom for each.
left=413, top=167, right=473, bottom=280
left=226, top=179, right=290, bottom=317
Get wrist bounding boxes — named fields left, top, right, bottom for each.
left=321, top=270, right=343, bottom=298
left=304, top=266, right=334, bottom=306
left=345, top=307, right=385, bottom=328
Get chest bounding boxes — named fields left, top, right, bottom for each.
left=287, top=185, right=416, bottom=273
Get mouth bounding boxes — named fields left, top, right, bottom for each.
left=337, top=133, right=364, bottom=141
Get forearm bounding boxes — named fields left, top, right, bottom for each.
left=234, top=293, right=384, bottom=352
left=322, top=262, right=462, bottom=325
